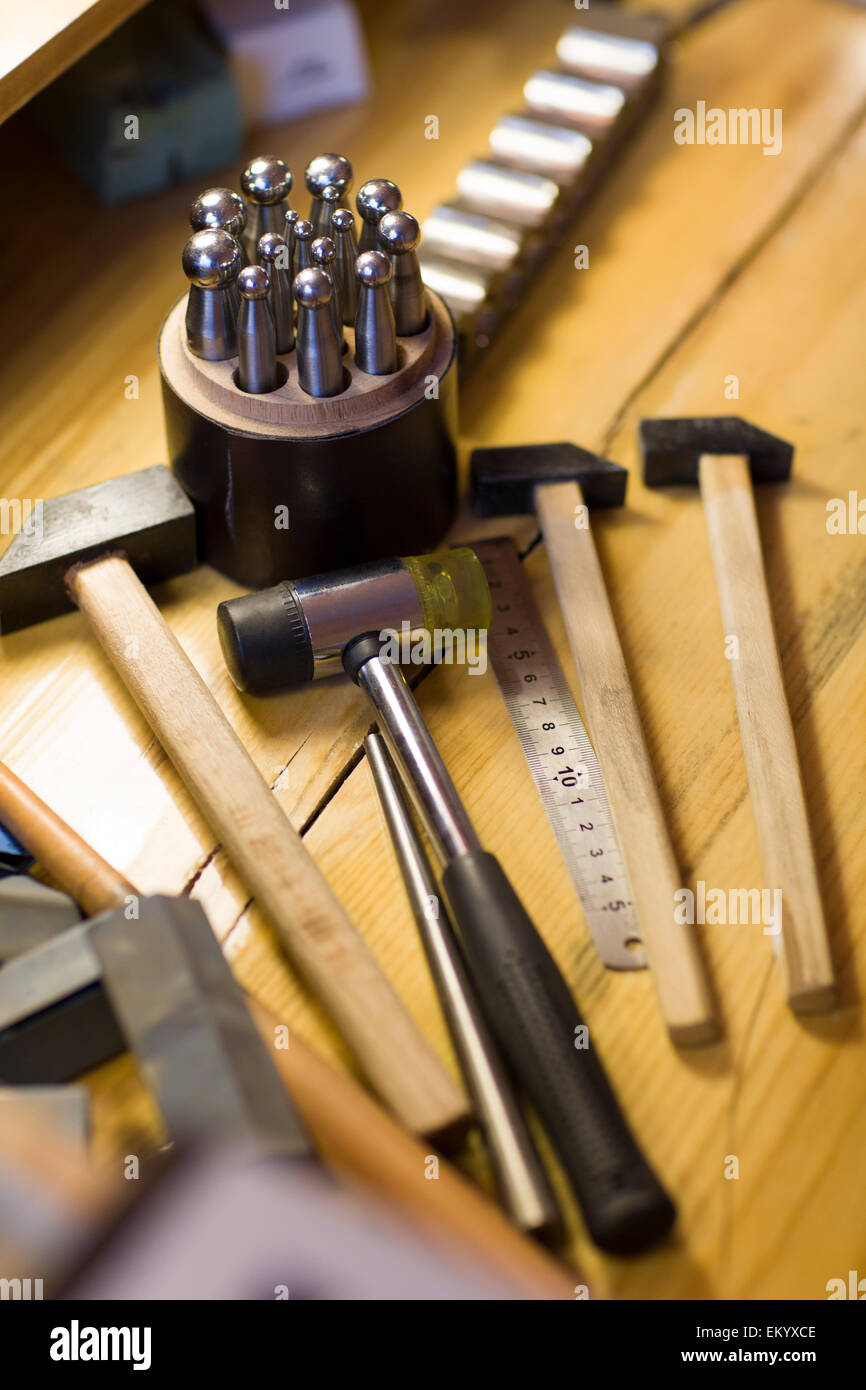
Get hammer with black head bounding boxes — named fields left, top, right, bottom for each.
left=472, top=443, right=716, bottom=1046
left=640, top=416, right=835, bottom=1013
left=0, top=468, right=466, bottom=1140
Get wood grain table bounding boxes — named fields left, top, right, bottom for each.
left=0, top=0, right=864, bottom=1299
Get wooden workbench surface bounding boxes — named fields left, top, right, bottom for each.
left=1, top=0, right=864, bottom=1299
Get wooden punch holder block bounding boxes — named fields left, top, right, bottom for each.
left=158, top=286, right=458, bottom=589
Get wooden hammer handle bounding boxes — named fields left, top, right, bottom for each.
left=0, top=764, right=567, bottom=1295
left=68, top=555, right=467, bottom=1140
left=0, top=762, right=133, bottom=914
left=252, top=1005, right=573, bottom=1297
left=535, top=481, right=717, bottom=1045
left=699, top=455, right=835, bottom=1011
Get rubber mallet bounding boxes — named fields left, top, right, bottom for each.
left=471, top=443, right=717, bottom=1046
left=0, top=470, right=465, bottom=1140
left=218, top=554, right=677, bottom=1255
left=640, top=416, right=836, bottom=1012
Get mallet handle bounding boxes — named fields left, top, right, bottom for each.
left=698, top=455, right=836, bottom=1010
left=68, top=555, right=468, bottom=1140
left=535, top=481, right=717, bottom=1045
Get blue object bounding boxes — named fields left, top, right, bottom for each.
left=0, top=821, right=33, bottom=877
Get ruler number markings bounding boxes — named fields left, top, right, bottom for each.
left=478, top=540, right=643, bottom=967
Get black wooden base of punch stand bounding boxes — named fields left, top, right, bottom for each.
left=158, top=289, right=458, bottom=589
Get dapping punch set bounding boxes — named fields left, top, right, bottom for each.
left=160, top=155, right=458, bottom=588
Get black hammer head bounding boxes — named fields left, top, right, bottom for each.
left=0, top=466, right=196, bottom=635
left=471, top=443, right=627, bottom=516
left=640, top=417, right=794, bottom=488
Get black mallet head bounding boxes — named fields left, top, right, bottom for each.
left=640, top=417, right=794, bottom=488
left=0, top=466, right=196, bottom=635
left=471, top=443, right=628, bottom=516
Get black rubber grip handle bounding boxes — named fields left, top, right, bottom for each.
left=441, top=850, right=675, bottom=1254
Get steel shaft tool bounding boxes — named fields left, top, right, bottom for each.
left=218, top=550, right=676, bottom=1254
left=365, top=731, right=561, bottom=1243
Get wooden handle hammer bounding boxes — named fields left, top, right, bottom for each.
left=0, top=468, right=466, bottom=1139
left=472, top=444, right=717, bottom=1045
left=641, top=416, right=836, bottom=1012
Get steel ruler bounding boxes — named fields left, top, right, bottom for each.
left=474, top=537, right=645, bottom=970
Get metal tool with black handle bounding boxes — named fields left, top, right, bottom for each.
left=343, top=634, right=675, bottom=1255
left=217, top=548, right=675, bottom=1253
left=365, top=731, right=562, bottom=1244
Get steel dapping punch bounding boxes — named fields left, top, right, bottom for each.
left=0, top=469, right=464, bottom=1140
left=218, top=554, right=676, bottom=1254
left=331, top=207, right=359, bottom=325
left=305, top=152, right=353, bottom=236
left=240, top=155, right=293, bottom=262
left=354, top=251, right=397, bottom=375
left=365, top=732, right=562, bottom=1244
left=472, top=444, right=717, bottom=1044
left=294, top=217, right=314, bottom=270
left=237, top=264, right=279, bottom=394
left=182, top=229, right=242, bottom=361
left=293, top=267, right=344, bottom=398
left=640, top=416, right=836, bottom=1012
left=311, top=236, right=346, bottom=352
left=190, top=187, right=248, bottom=257
left=377, top=211, right=427, bottom=336
left=258, top=232, right=295, bottom=354
left=357, top=178, right=402, bottom=255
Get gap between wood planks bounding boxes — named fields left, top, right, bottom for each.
left=218, top=54, right=866, bottom=957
